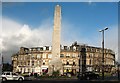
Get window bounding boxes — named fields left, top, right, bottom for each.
left=73, top=62, right=76, bottom=65
left=72, top=53, right=76, bottom=58
left=24, top=62, right=26, bottom=65
left=73, top=46, right=76, bottom=51
left=21, top=62, right=22, bottom=65
left=61, top=45, right=64, bottom=50
left=66, top=62, right=69, bottom=65
left=48, top=54, right=52, bottom=58
left=43, top=54, right=46, bottom=58
left=32, top=61, right=34, bottom=66
left=6, top=73, right=10, bottom=75
left=29, top=49, right=31, bottom=52
left=43, top=62, right=45, bottom=65
left=38, top=61, right=40, bottom=65
left=40, top=47, right=43, bottom=51
left=67, top=46, right=70, bottom=50
left=64, top=46, right=67, bottom=50
left=60, top=54, right=64, bottom=58
left=37, top=54, right=40, bottom=58
left=89, top=59, right=91, bottom=65
left=91, top=48, right=93, bottom=52
left=46, top=47, right=49, bottom=50
left=43, top=47, right=46, bottom=50
left=25, top=50, right=28, bottom=53
left=32, top=55, right=34, bottom=58
left=70, top=46, right=73, bottom=50
left=66, top=53, right=70, bottom=58
left=90, top=53, right=93, bottom=58
left=37, top=48, right=40, bottom=51
left=28, top=61, right=30, bottom=66
left=33, top=48, right=36, bottom=51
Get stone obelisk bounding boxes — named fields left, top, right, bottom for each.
left=48, top=5, right=63, bottom=75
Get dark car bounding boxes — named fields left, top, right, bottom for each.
left=77, top=71, right=99, bottom=80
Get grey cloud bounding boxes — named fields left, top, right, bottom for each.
left=2, top=17, right=52, bottom=63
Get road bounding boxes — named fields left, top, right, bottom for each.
left=0, top=75, right=120, bottom=83
left=1, top=80, right=120, bottom=83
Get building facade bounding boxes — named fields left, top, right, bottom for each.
left=12, top=42, right=115, bottom=75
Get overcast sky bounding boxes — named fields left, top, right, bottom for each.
left=1, top=2, right=118, bottom=64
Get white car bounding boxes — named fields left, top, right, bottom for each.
left=1, top=72, right=24, bottom=81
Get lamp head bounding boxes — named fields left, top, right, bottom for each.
left=104, top=27, right=108, bottom=30
left=99, top=30, right=102, bottom=32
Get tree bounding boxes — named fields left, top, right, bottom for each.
left=2, top=63, right=13, bottom=72
left=52, top=70, right=59, bottom=77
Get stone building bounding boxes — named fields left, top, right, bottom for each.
left=12, top=42, right=115, bottom=75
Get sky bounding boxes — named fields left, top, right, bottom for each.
left=1, top=2, right=118, bottom=63
left=2, top=0, right=120, bottom=2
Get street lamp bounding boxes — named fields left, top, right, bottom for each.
left=117, top=63, right=120, bottom=80
left=99, top=27, right=108, bottom=80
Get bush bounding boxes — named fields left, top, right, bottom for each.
left=52, top=70, right=60, bottom=77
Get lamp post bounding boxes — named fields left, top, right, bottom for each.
left=118, top=63, right=120, bottom=80
left=99, top=27, right=108, bottom=80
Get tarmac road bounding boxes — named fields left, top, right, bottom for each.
left=1, top=79, right=120, bottom=83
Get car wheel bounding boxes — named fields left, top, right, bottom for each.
left=2, top=77, right=7, bottom=82
left=18, top=77, right=23, bottom=81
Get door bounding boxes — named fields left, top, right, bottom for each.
left=6, top=72, right=13, bottom=80
left=12, top=73, right=18, bottom=80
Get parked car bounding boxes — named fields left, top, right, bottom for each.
left=1, top=71, right=24, bottom=81
left=77, top=71, right=99, bottom=80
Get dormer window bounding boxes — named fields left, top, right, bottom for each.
left=37, top=48, right=40, bottom=51
left=73, top=46, right=76, bottom=51
left=64, top=46, right=67, bottom=50
left=43, top=47, right=46, bottom=50
left=46, top=46, right=49, bottom=50
left=40, top=47, right=43, bottom=51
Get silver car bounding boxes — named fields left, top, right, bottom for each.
left=1, top=72, right=24, bottom=81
